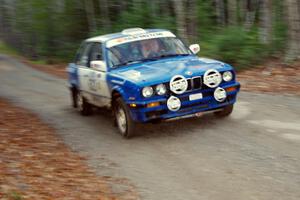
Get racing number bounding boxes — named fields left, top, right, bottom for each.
left=88, top=72, right=102, bottom=92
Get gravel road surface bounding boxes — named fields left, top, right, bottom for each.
left=1, top=54, right=300, bottom=200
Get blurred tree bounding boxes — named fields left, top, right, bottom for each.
left=173, top=0, right=188, bottom=42
left=99, top=0, right=111, bottom=32
left=284, top=0, right=300, bottom=61
left=84, top=0, right=96, bottom=34
left=186, top=0, right=198, bottom=42
left=215, top=0, right=226, bottom=26
left=244, top=0, right=258, bottom=30
left=0, top=0, right=298, bottom=65
left=259, top=0, right=272, bottom=44
left=227, top=0, right=237, bottom=25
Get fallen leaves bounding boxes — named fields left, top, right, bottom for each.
left=0, top=100, right=138, bottom=200
left=238, top=60, right=300, bottom=95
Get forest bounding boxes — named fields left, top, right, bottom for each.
left=0, top=0, right=300, bottom=68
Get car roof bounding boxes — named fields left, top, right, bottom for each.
left=85, top=28, right=173, bottom=43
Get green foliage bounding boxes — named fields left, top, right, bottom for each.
left=0, top=0, right=290, bottom=65
left=7, top=191, right=23, bottom=200
left=200, top=27, right=268, bottom=69
left=272, top=0, right=288, bottom=54
left=0, top=40, right=18, bottom=55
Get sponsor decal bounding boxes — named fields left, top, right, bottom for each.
left=120, top=70, right=141, bottom=80
left=88, top=72, right=97, bottom=91
left=199, top=58, right=225, bottom=66
left=190, top=65, right=203, bottom=69
left=185, top=71, right=193, bottom=76
left=107, top=31, right=176, bottom=48
left=111, top=79, right=125, bottom=85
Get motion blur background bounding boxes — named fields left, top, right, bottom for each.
left=0, top=0, right=299, bottom=68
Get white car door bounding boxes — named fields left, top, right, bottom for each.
left=77, top=42, right=94, bottom=100
left=79, top=42, right=111, bottom=107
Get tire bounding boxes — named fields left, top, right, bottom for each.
left=113, top=97, right=136, bottom=138
left=76, top=92, right=92, bottom=116
left=214, top=104, right=234, bottom=117
left=71, top=87, right=78, bottom=108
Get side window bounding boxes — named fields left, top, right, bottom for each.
left=74, top=42, right=85, bottom=64
left=89, top=43, right=103, bottom=64
left=78, top=43, right=93, bottom=67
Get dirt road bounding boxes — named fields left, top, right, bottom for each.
left=1, top=54, right=300, bottom=200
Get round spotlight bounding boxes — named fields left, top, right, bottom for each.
left=167, top=96, right=181, bottom=111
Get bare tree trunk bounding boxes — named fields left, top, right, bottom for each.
left=215, top=0, right=226, bottom=26
left=99, top=0, right=111, bottom=32
left=285, top=0, right=300, bottom=61
left=173, top=0, right=188, bottom=42
left=0, top=1, right=5, bottom=38
left=244, top=0, right=258, bottom=30
left=84, top=0, right=96, bottom=34
left=148, top=0, right=157, bottom=18
left=259, top=0, right=272, bottom=44
left=228, top=0, right=237, bottom=25
left=186, top=0, right=198, bottom=42
left=54, top=0, right=65, bottom=13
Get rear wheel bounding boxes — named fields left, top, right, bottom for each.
left=76, top=92, right=92, bottom=116
left=71, top=87, right=78, bottom=108
left=214, top=104, right=233, bottom=117
left=113, top=97, right=136, bottom=138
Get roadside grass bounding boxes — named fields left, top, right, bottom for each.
left=29, top=59, right=48, bottom=65
left=0, top=40, right=53, bottom=66
left=0, top=40, right=57, bottom=70
left=8, top=191, right=23, bottom=200
left=0, top=40, right=19, bottom=56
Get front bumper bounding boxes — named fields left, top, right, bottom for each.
left=128, top=82, right=240, bottom=123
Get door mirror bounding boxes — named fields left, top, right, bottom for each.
left=90, top=60, right=106, bottom=72
left=189, top=44, right=200, bottom=54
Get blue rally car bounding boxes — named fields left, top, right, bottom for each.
left=67, top=28, right=240, bottom=138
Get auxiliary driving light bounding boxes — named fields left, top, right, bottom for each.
left=214, top=87, right=227, bottom=102
left=167, top=96, right=181, bottom=111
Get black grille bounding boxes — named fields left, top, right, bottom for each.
left=186, top=76, right=202, bottom=91
left=166, top=76, right=202, bottom=94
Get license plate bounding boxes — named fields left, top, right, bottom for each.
left=189, top=93, right=203, bottom=101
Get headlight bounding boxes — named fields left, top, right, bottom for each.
left=155, top=84, right=167, bottom=95
left=223, top=71, right=233, bottom=82
left=142, top=86, right=153, bottom=98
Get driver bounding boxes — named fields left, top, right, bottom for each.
left=140, top=39, right=161, bottom=58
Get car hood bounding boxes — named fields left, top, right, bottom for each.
left=110, top=56, right=233, bottom=87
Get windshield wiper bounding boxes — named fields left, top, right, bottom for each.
left=112, top=54, right=190, bottom=68
left=137, top=57, right=159, bottom=62
left=152, top=53, right=190, bottom=59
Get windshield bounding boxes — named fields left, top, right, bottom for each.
left=107, top=37, right=191, bottom=68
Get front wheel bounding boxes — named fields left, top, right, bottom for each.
left=113, top=97, right=136, bottom=138
left=214, top=104, right=234, bottom=117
